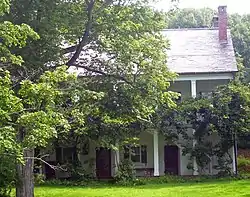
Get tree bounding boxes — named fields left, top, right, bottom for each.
left=3, top=0, right=178, bottom=148
left=229, top=14, right=250, bottom=82
left=0, top=67, right=72, bottom=196
left=166, top=7, right=215, bottom=28
left=1, top=0, right=178, bottom=196
left=155, top=82, right=250, bottom=174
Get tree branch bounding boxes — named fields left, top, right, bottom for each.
left=24, top=155, right=67, bottom=171
left=62, top=45, right=77, bottom=54
left=66, top=0, right=96, bottom=66
left=72, top=63, right=134, bottom=86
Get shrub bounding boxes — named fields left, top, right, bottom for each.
left=238, top=156, right=250, bottom=174
left=40, top=179, right=110, bottom=187
left=34, top=174, right=45, bottom=185
left=0, top=155, right=16, bottom=197
left=114, top=159, right=143, bottom=185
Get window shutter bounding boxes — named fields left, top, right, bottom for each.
left=141, top=145, right=147, bottom=163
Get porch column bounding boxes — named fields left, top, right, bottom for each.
left=232, top=145, right=237, bottom=174
left=191, top=80, right=199, bottom=175
left=153, top=131, right=160, bottom=176
left=114, top=144, right=120, bottom=175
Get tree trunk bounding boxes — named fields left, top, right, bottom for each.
left=16, top=149, right=35, bottom=197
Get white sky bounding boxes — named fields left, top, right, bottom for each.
left=154, top=0, right=250, bottom=14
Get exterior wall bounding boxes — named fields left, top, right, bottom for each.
left=196, top=79, right=230, bottom=94
left=119, top=132, right=154, bottom=176
left=43, top=141, right=117, bottom=178
left=169, top=79, right=230, bottom=100
left=78, top=141, right=98, bottom=177
left=43, top=78, right=235, bottom=178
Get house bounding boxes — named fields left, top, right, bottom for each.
left=44, top=5, right=238, bottom=179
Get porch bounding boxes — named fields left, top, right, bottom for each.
left=43, top=73, right=236, bottom=179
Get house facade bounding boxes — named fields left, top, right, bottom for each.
left=44, top=5, right=238, bottom=179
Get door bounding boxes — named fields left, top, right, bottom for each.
left=96, top=148, right=111, bottom=179
left=44, top=161, right=56, bottom=179
left=164, top=145, right=179, bottom=175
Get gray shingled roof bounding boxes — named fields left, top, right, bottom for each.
left=162, top=28, right=238, bottom=74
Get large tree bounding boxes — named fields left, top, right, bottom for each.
left=1, top=0, right=178, bottom=197
left=166, top=7, right=215, bottom=28
left=229, top=14, right=250, bottom=82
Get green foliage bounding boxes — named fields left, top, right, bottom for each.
left=229, top=14, right=250, bottom=82
left=114, top=159, right=136, bottom=184
left=0, top=0, right=10, bottom=16
left=0, top=155, right=16, bottom=197
left=39, top=179, right=110, bottom=187
left=34, top=174, right=45, bottom=185
left=156, top=82, right=250, bottom=174
left=0, top=67, right=80, bottom=194
left=1, top=0, right=176, bottom=196
left=166, top=8, right=215, bottom=28
left=238, top=156, right=250, bottom=174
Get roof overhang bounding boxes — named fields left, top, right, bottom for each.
left=174, top=72, right=235, bottom=81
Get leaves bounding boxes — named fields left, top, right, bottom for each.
left=0, top=21, right=39, bottom=65
left=157, top=82, right=250, bottom=173
left=0, top=0, right=10, bottom=16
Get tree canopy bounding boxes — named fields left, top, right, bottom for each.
left=0, top=0, right=178, bottom=196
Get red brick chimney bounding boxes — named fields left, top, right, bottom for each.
left=218, top=5, right=228, bottom=43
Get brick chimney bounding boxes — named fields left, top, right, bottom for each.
left=218, top=5, right=228, bottom=43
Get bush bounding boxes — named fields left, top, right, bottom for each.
left=141, top=174, right=246, bottom=185
left=40, top=179, right=110, bottom=187
left=238, top=156, right=250, bottom=174
left=34, top=174, right=45, bottom=185
left=0, top=155, right=16, bottom=197
left=113, top=159, right=144, bottom=186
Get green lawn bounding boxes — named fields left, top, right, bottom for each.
left=25, top=180, right=250, bottom=197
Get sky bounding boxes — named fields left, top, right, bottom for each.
left=154, top=0, right=250, bottom=14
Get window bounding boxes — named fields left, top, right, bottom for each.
left=56, top=147, right=77, bottom=164
left=131, top=146, right=140, bottom=162
left=124, top=145, right=147, bottom=163
left=199, top=91, right=213, bottom=99
left=175, top=92, right=182, bottom=103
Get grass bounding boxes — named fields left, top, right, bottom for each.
left=16, top=180, right=250, bottom=197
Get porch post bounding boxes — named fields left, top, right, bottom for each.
left=114, top=144, right=120, bottom=175
left=191, top=80, right=199, bottom=175
left=153, top=130, right=160, bottom=176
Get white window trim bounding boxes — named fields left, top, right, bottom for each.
left=125, top=145, right=147, bottom=164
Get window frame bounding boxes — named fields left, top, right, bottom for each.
left=199, top=91, right=213, bottom=99
left=124, top=145, right=147, bottom=164
left=56, top=147, right=76, bottom=164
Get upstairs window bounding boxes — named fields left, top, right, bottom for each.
left=199, top=91, right=213, bottom=99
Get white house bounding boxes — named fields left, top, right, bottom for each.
left=44, top=5, right=238, bottom=179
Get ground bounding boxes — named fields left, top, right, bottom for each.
left=16, top=180, right=250, bottom=197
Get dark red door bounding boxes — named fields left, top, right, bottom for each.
left=164, top=145, right=179, bottom=175
left=96, top=148, right=111, bottom=179
left=44, top=161, right=56, bottom=179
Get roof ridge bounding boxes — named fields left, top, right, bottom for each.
left=169, top=54, right=232, bottom=57
left=162, top=28, right=220, bottom=31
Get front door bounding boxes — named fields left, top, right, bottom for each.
left=96, top=148, right=111, bottom=179
left=164, top=145, right=179, bottom=175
